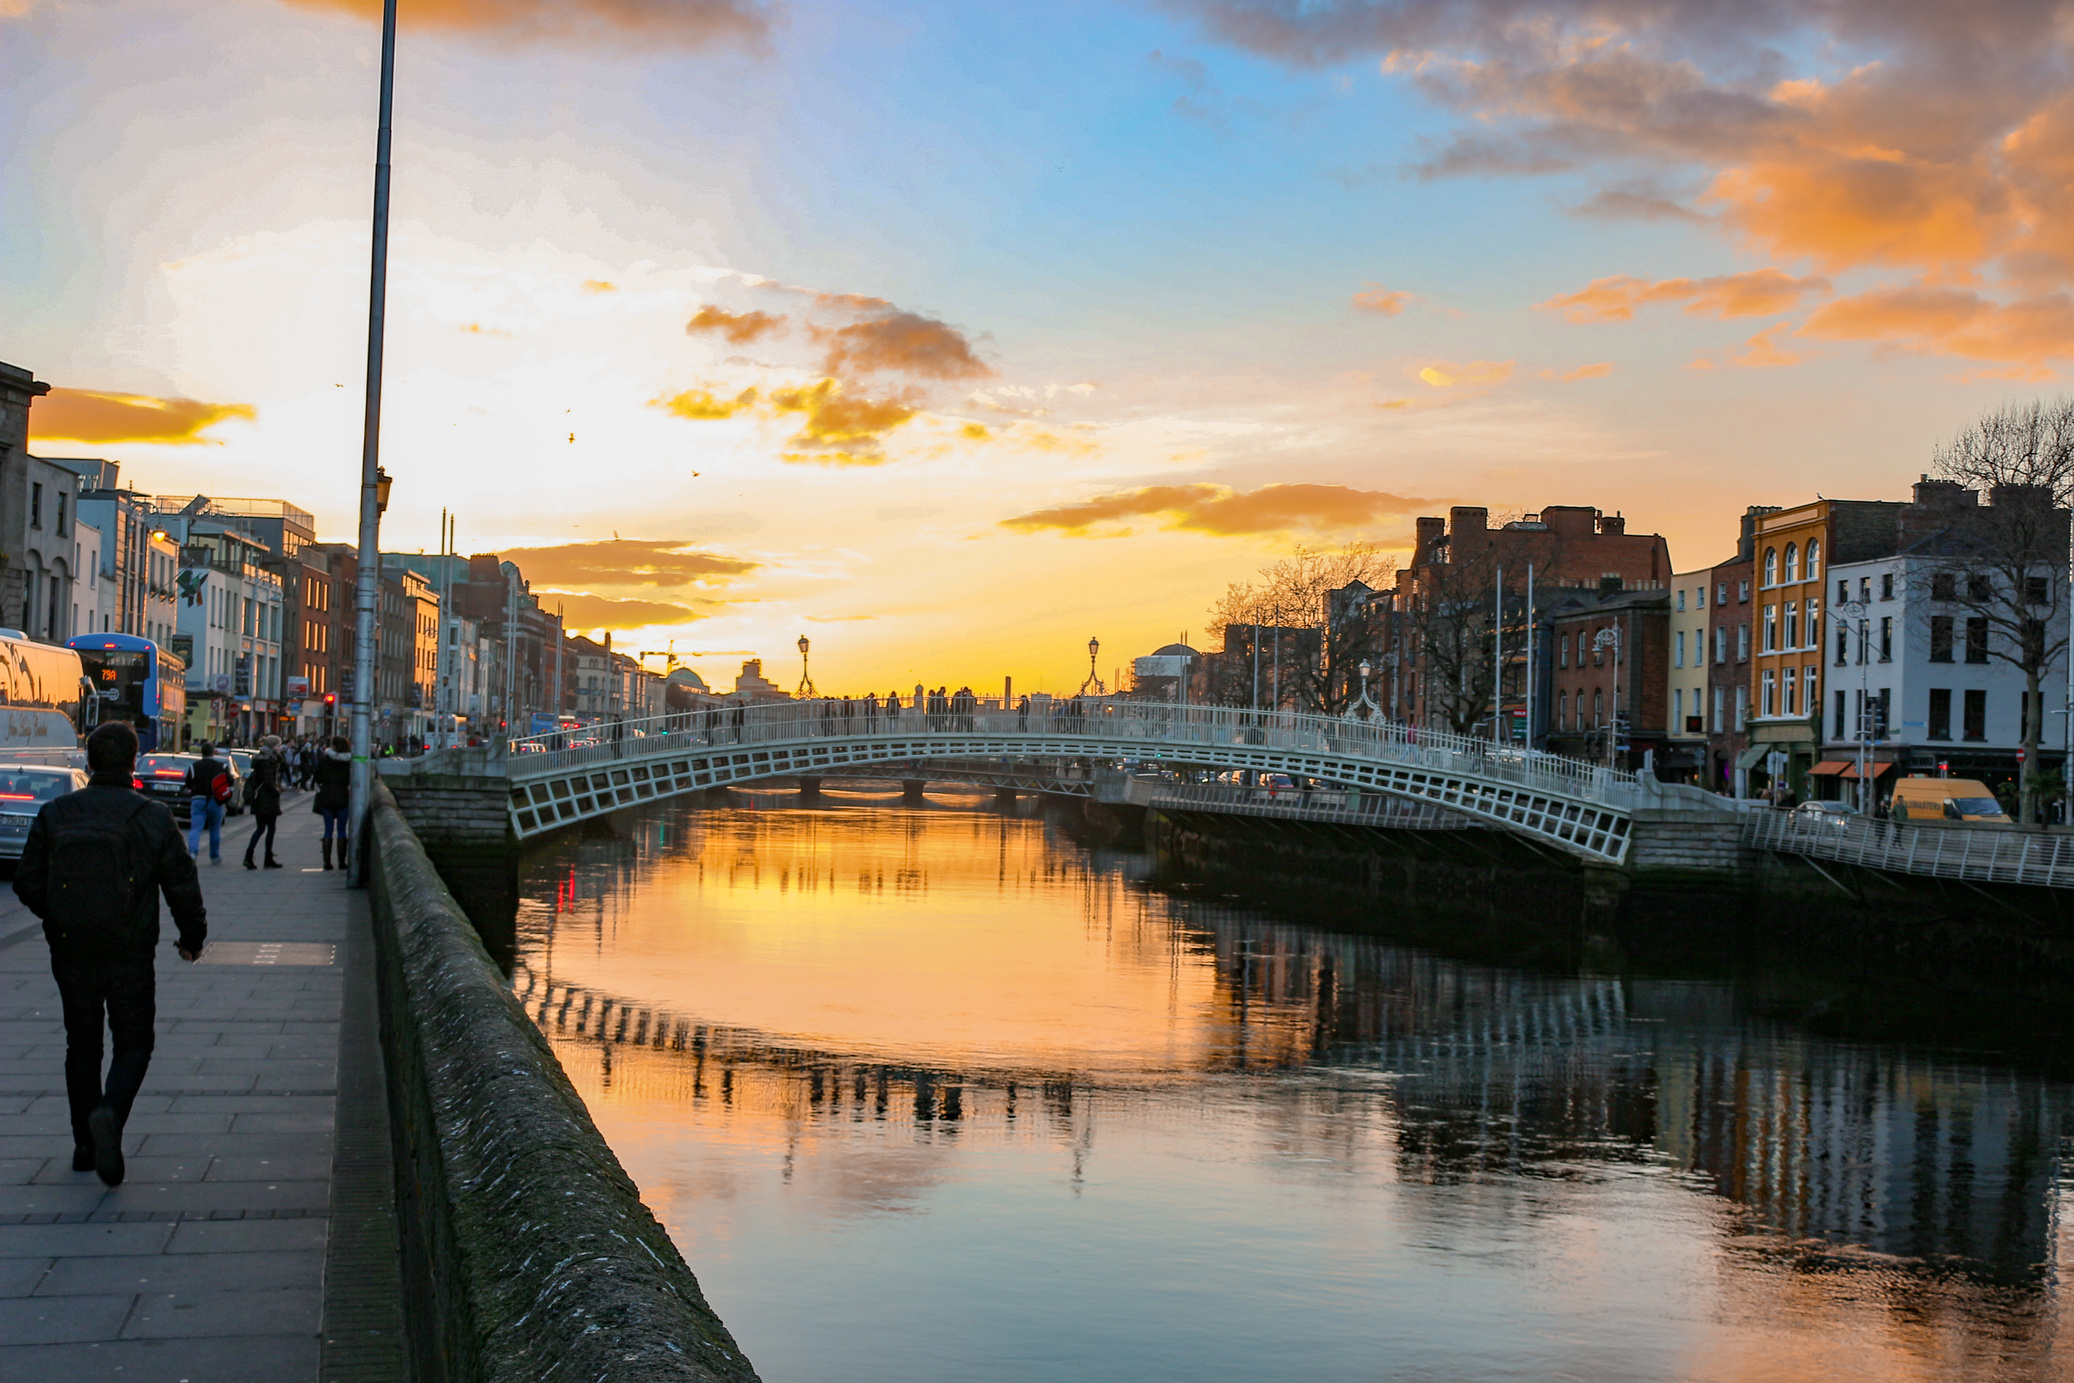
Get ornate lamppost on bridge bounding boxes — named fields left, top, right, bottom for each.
left=1593, top=624, right=1622, bottom=768
left=796, top=634, right=817, bottom=698
left=1080, top=635, right=1106, bottom=696
left=1349, top=659, right=1381, bottom=720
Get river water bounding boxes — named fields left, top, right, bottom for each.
left=511, top=790, right=2074, bottom=1383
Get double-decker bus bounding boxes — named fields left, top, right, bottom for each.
left=0, top=632, right=99, bottom=763
left=67, top=634, right=184, bottom=752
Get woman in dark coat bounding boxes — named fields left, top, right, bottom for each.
left=313, top=735, right=353, bottom=871
left=243, top=736, right=285, bottom=870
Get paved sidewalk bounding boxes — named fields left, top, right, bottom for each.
left=0, top=793, right=398, bottom=1382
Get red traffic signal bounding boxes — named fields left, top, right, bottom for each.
left=323, top=692, right=337, bottom=706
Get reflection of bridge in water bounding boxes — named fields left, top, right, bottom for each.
left=516, top=818, right=2074, bottom=1288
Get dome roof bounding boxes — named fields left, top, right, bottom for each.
left=665, top=667, right=710, bottom=691
left=1151, top=643, right=1199, bottom=659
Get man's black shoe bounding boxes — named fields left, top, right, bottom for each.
left=87, top=1105, right=123, bottom=1187
left=72, top=1144, right=94, bottom=1172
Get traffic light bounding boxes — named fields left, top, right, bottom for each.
left=322, top=692, right=337, bottom=708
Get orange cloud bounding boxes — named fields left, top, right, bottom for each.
left=1800, top=286, right=2074, bottom=367
left=1417, top=360, right=1512, bottom=388
left=580, top=279, right=617, bottom=293
left=816, top=310, right=990, bottom=381
left=274, top=0, right=768, bottom=47
left=543, top=593, right=702, bottom=630
left=1729, top=323, right=1804, bottom=368
left=1539, top=268, right=1828, bottom=323
left=1001, top=483, right=1429, bottom=537
left=1351, top=284, right=1413, bottom=316
left=686, top=306, right=786, bottom=345
left=30, top=388, right=255, bottom=445
left=652, top=386, right=758, bottom=420
left=771, top=379, right=917, bottom=464
left=1557, top=362, right=1614, bottom=381
left=499, top=539, right=756, bottom=588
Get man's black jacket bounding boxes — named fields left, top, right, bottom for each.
left=14, top=774, right=207, bottom=955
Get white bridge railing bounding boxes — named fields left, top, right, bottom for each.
left=483, top=697, right=1650, bottom=810
left=1743, top=810, right=2074, bottom=889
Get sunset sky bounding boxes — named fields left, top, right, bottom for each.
left=8, top=0, right=2072, bottom=693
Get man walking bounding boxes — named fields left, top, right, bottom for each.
left=183, top=742, right=231, bottom=864
left=14, top=722, right=206, bottom=1186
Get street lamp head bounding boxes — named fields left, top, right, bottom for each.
left=1088, top=636, right=1100, bottom=661
left=797, top=634, right=810, bottom=656
left=374, top=468, right=393, bottom=514
left=1360, top=660, right=1371, bottom=679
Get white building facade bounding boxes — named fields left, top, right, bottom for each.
left=1821, top=554, right=2069, bottom=801
left=176, top=527, right=285, bottom=745
left=1665, top=569, right=1711, bottom=782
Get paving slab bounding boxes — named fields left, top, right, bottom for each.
left=0, top=800, right=403, bottom=1381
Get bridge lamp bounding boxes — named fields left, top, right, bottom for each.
left=1081, top=636, right=1106, bottom=696
left=796, top=634, right=816, bottom=698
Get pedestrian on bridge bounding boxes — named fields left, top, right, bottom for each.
left=864, top=692, right=879, bottom=728
left=1017, top=694, right=1029, bottom=731
left=14, top=721, right=206, bottom=1187
left=313, top=736, right=352, bottom=870
left=886, top=691, right=901, bottom=721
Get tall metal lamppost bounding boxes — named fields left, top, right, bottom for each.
left=346, top=0, right=400, bottom=883
left=1834, top=598, right=1873, bottom=814
left=1352, top=659, right=1381, bottom=719
left=1594, top=624, right=1622, bottom=767
left=1080, top=636, right=1105, bottom=695
left=796, top=634, right=816, bottom=698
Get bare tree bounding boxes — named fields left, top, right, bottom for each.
left=1922, top=398, right=2074, bottom=823
left=1206, top=543, right=1396, bottom=713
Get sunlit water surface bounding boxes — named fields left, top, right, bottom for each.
left=512, top=793, right=2074, bottom=1383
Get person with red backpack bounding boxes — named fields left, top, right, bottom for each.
left=13, top=721, right=206, bottom=1186
left=183, top=742, right=233, bottom=864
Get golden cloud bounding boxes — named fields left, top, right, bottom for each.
left=653, top=386, right=759, bottom=420
left=1351, top=285, right=1413, bottom=316
left=30, top=388, right=255, bottom=445
left=275, top=0, right=768, bottom=46
left=580, top=279, right=617, bottom=293
left=771, top=379, right=917, bottom=464
left=1558, top=362, right=1614, bottom=381
left=687, top=305, right=787, bottom=345
left=1539, top=269, right=1828, bottom=323
left=1417, top=360, right=1512, bottom=388
left=1001, top=482, right=1430, bottom=537
left=500, top=539, right=756, bottom=588
left=1729, top=323, right=1804, bottom=368
left=543, top=593, right=702, bottom=630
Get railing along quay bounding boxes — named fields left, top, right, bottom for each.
left=1743, top=810, right=2074, bottom=889
left=1146, top=781, right=1485, bottom=831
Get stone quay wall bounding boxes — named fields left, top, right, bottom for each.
left=368, top=780, right=761, bottom=1383
left=1624, top=808, right=1753, bottom=879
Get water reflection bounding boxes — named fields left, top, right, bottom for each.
left=515, top=796, right=2074, bottom=1382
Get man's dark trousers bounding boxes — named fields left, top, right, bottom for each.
left=50, top=947, right=156, bottom=1149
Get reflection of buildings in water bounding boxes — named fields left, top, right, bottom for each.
left=516, top=804, right=2074, bottom=1294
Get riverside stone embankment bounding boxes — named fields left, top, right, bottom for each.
left=369, top=780, right=759, bottom=1383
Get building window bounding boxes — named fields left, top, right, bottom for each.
left=1963, top=688, right=1987, bottom=742
left=1712, top=685, right=1725, bottom=733
left=1784, top=543, right=1799, bottom=583
left=1763, top=548, right=1778, bottom=586
left=1695, top=586, right=1705, bottom=609
left=1968, top=573, right=1992, bottom=602
left=1805, top=665, right=1818, bottom=717
left=1717, top=583, right=1729, bottom=606
left=1837, top=579, right=1848, bottom=604
left=29, top=484, right=41, bottom=529
left=1737, top=623, right=1749, bottom=660
left=1806, top=540, right=1820, bottom=578
left=1673, top=687, right=1683, bottom=726
left=2028, top=574, right=2050, bottom=606
left=1929, top=615, right=1954, bottom=663
left=1675, top=631, right=1685, bottom=668
left=1836, top=624, right=1848, bottom=665
left=1784, top=666, right=1797, bottom=716
left=1739, top=580, right=1750, bottom=603
left=1879, top=616, right=1893, bottom=662
left=1931, top=572, right=1956, bottom=601
left=1734, top=684, right=1748, bottom=731
left=1761, top=669, right=1776, bottom=717
left=1928, top=688, right=1952, bottom=740
left=1714, top=626, right=1727, bottom=664
left=1785, top=601, right=1799, bottom=650
left=1834, top=690, right=1846, bottom=739
left=1556, top=691, right=1567, bottom=729
left=1880, top=572, right=1893, bottom=600
left=1559, top=634, right=1569, bottom=669
left=1859, top=576, right=1871, bottom=603
left=1965, top=616, right=1989, bottom=663
left=1763, top=605, right=1777, bottom=652
left=55, top=492, right=66, bottom=536
left=1592, top=688, right=1603, bottom=725
left=1676, top=588, right=1686, bottom=612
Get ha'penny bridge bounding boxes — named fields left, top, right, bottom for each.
left=379, top=697, right=2074, bottom=890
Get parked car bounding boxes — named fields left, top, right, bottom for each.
left=1889, top=776, right=2013, bottom=825
left=0, top=764, right=88, bottom=862
left=1790, top=800, right=1855, bottom=831
left=136, top=752, right=246, bottom=821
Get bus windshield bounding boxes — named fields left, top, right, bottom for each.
left=77, top=648, right=149, bottom=717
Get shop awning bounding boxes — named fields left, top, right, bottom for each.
left=1840, top=761, right=1894, bottom=781
left=1808, top=760, right=1852, bottom=776
left=1736, top=744, right=1772, bottom=770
